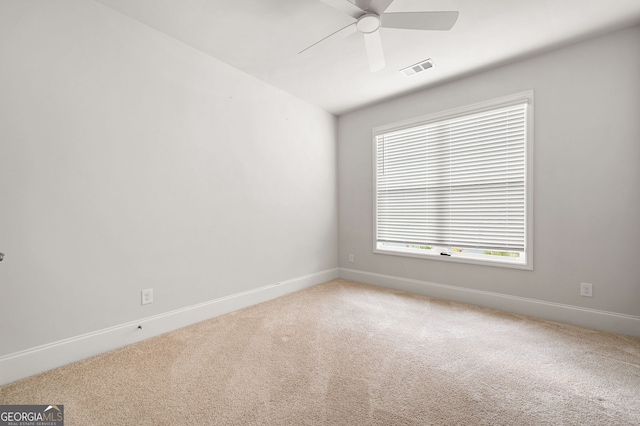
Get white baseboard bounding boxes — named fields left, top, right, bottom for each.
left=339, top=268, right=640, bottom=338
left=0, top=268, right=339, bottom=386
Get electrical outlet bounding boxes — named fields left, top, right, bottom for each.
left=141, top=288, right=153, bottom=305
left=348, top=253, right=354, bottom=263
left=580, top=283, right=593, bottom=297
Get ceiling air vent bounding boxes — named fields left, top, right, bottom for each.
left=401, top=59, right=434, bottom=77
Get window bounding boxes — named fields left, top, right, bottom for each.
left=373, top=92, right=533, bottom=269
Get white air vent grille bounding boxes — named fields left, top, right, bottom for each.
left=401, top=59, right=434, bottom=76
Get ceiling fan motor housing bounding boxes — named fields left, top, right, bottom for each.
left=357, top=13, right=381, bottom=33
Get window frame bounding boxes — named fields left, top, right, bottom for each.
left=372, top=91, right=534, bottom=270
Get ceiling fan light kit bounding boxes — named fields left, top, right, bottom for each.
left=356, top=14, right=381, bottom=33
left=302, top=0, right=459, bottom=72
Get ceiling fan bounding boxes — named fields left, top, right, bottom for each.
left=300, top=0, right=459, bottom=72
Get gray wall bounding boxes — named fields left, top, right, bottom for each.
left=338, top=25, right=640, bottom=317
left=0, top=0, right=338, bottom=356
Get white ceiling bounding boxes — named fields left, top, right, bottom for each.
left=93, top=0, right=640, bottom=115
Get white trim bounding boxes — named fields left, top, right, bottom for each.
left=0, top=268, right=339, bottom=386
left=339, top=268, right=640, bottom=337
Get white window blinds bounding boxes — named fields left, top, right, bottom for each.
left=375, top=101, right=528, bottom=253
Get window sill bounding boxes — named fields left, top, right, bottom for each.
left=373, top=246, right=533, bottom=270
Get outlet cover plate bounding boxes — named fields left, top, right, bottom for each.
left=580, top=282, right=593, bottom=297
left=142, top=288, right=153, bottom=305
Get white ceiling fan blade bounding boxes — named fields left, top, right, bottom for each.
left=299, top=23, right=357, bottom=56
left=319, top=0, right=365, bottom=18
left=363, top=31, right=385, bottom=72
left=366, top=0, right=394, bottom=14
left=381, top=11, right=459, bottom=31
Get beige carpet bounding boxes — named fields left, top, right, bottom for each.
left=1, top=279, right=639, bottom=425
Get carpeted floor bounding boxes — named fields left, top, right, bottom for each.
left=1, top=279, right=639, bottom=425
